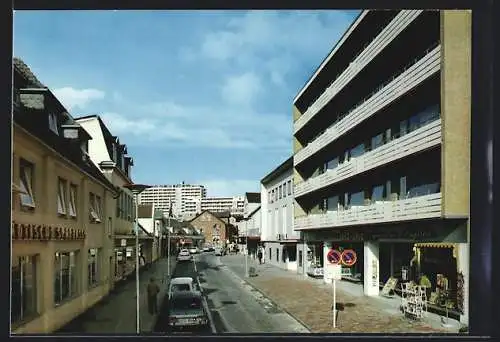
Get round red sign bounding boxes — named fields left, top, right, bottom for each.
left=326, top=249, right=342, bottom=265
left=341, top=249, right=357, bottom=266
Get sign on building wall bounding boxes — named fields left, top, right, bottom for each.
left=12, top=222, right=86, bottom=241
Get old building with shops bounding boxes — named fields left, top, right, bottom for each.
left=292, top=10, right=470, bottom=324
left=12, top=58, right=120, bottom=333
left=74, top=115, right=141, bottom=284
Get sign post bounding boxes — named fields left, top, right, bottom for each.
left=325, top=249, right=342, bottom=329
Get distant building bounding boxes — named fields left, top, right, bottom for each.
left=190, top=211, right=229, bottom=247
left=260, top=157, right=298, bottom=271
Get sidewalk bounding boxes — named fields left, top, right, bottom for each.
left=58, top=256, right=176, bottom=334
left=221, top=255, right=461, bottom=334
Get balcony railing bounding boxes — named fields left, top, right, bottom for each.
left=294, top=10, right=423, bottom=135
left=294, top=192, right=442, bottom=230
left=295, top=45, right=441, bottom=166
left=294, top=119, right=441, bottom=198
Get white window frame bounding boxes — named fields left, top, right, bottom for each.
left=48, top=113, right=59, bottom=135
left=19, top=160, right=35, bottom=208
left=57, top=178, right=67, bottom=215
left=96, top=196, right=102, bottom=221
left=89, top=193, right=100, bottom=223
left=69, top=184, right=77, bottom=217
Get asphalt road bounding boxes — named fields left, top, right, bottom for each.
left=195, top=252, right=310, bottom=333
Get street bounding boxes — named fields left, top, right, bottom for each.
left=153, top=251, right=309, bottom=334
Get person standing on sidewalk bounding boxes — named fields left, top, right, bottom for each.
left=147, top=277, right=160, bottom=315
left=257, top=249, right=263, bottom=264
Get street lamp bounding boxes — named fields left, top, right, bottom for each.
left=123, top=183, right=150, bottom=335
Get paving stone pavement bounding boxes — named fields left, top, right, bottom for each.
left=221, top=254, right=459, bottom=334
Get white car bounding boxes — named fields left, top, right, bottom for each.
left=177, top=249, right=192, bottom=262
left=202, top=246, right=210, bottom=252
left=189, top=247, right=199, bottom=254
left=214, top=247, right=223, bottom=256
left=168, top=277, right=201, bottom=299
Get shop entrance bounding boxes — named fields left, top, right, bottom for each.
left=379, top=242, right=414, bottom=284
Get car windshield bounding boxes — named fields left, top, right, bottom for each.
left=171, top=284, right=191, bottom=292
left=171, top=297, right=202, bottom=310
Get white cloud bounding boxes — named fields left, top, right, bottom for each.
left=53, top=87, right=105, bottom=110
left=198, top=179, right=260, bottom=197
left=221, top=72, right=261, bottom=106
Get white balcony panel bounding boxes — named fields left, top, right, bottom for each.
left=294, top=119, right=441, bottom=198
left=294, top=10, right=423, bottom=134
left=294, top=193, right=442, bottom=231
left=295, top=45, right=441, bottom=166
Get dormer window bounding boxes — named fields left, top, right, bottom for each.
left=112, top=144, right=117, bottom=163
left=48, top=113, right=59, bottom=135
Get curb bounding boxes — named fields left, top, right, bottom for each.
left=223, top=262, right=312, bottom=333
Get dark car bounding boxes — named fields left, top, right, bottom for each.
left=167, top=292, right=209, bottom=331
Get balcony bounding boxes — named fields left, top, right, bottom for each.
left=294, top=192, right=442, bottom=230
left=295, top=119, right=441, bottom=198
left=295, top=45, right=441, bottom=166
left=294, top=10, right=423, bottom=135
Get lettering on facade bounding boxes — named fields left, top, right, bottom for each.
left=11, top=222, right=86, bottom=241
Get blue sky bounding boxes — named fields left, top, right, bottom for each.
left=13, top=10, right=359, bottom=197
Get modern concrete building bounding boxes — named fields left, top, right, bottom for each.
left=74, top=115, right=142, bottom=284
left=199, top=196, right=245, bottom=215
left=236, top=192, right=262, bottom=255
left=260, top=157, right=300, bottom=271
left=137, top=183, right=207, bottom=219
left=292, top=10, right=470, bottom=324
left=12, top=58, right=119, bottom=333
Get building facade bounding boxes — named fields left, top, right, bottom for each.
left=137, top=183, right=207, bottom=219
left=236, top=192, right=261, bottom=255
left=75, top=115, right=141, bottom=284
left=189, top=211, right=228, bottom=247
left=12, top=58, right=119, bottom=333
left=261, top=157, right=299, bottom=271
left=199, top=196, right=245, bottom=215
left=292, top=10, right=470, bottom=324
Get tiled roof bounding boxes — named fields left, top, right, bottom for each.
left=245, top=192, right=261, bottom=203
left=13, top=58, right=118, bottom=194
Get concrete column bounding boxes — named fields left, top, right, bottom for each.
left=456, top=243, right=469, bottom=325
left=364, top=241, right=380, bottom=296
left=390, top=244, right=395, bottom=277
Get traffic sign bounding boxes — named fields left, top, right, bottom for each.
left=341, top=249, right=357, bottom=266
left=325, top=263, right=342, bottom=280
left=326, top=249, right=342, bottom=264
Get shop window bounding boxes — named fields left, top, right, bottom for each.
left=268, top=248, right=271, bottom=260
left=288, top=245, right=297, bottom=262
left=19, top=159, right=36, bottom=209
left=276, top=249, right=280, bottom=262
left=298, top=250, right=303, bottom=267
left=88, top=248, right=101, bottom=288
left=54, top=251, right=79, bottom=306
left=11, top=255, right=38, bottom=324
left=69, top=184, right=77, bottom=218
left=57, top=178, right=67, bottom=215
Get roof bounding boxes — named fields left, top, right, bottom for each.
left=213, top=211, right=231, bottom=218
left=170, top=277, right=194, bottom=285
left=13, top=58, right=118, bottom=195
left=169, top=291, right=202, bottom=300
left=245, top=192, right=261, bottom=204
left=137, top=204, right=153, bottom=218
left=189, top=210, right=228, bottom=226
left=261, top=156, right=293, bottom=185
left=247, top=205, right=261, bottom=219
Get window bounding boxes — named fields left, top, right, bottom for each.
left=349, top=191, right=365, bottom=206
left=298, top=250, right=303, bottom=267
left=69, top=184, right=77, bottom=217
left=287, top=180, right=292, bottom=195
left=11, top=255, right=38, bottom=323
left=327, top=196, right=339, bottom=211
left=371, top=133, right=384, bottom=150
left=88, top=248, right=100, bottom=288
left=89, top=193, right=101, bottom=223
left=57, top=178, right=67, bottom=215
left=283, top=183, right=287, bottom=198
left=268, top=248, right=271, bottom=260
left=268, top=191, right=272, bottom=204
left=276, top=248, right=279, bottom=262
left=372, top=185, right=385, bottom=202
left=19, top=159, right=35, bottom=208
left=326, top=157, right=339, bottom=170
left=48, top=113, right=59, bottom=135
left=278, top=185, right=281, bottom=200
left=54, top=251, right=79, bottom=305
left=350, top=144, right=365, bottom=159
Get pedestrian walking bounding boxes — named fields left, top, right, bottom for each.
left=147, top=277, right=160, bottom=315
left=257, top=249, right=263, bottom=264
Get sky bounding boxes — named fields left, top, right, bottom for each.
left=13, top=10, right=359, bottom=197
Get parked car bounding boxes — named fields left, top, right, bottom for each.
left=214, top=247, right=223, bottom=256
left=202, top=245, right=211, bottom=252
left=167, top=292, right=209, bottom=330
left=168, top=277, right=201, bottom=299
left=189, top=246, right=200, bottom=254
left=177, top=249, right=192, bottom=262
